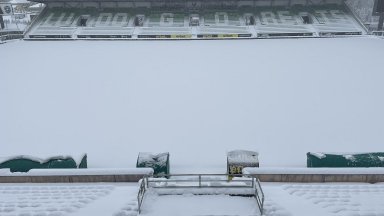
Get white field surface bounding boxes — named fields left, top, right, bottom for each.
left=1, top=182, right=384, bottom=216
left=1, top=37, right=384, bottom=172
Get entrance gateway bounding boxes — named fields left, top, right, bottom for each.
left=24, top=0, right=367, bottom=40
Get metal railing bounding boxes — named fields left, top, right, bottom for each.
left=137, top=177, right=148, bottom=214
left=23, top=6, right=48, bottom=37
left=254, top=177, right=265, bottom=215
left=343, top=1, right=369, bottom=34
left=148, top=174, right=254, bottom=188
left=372, top=31, right=384, bottom=37
left=0, top=31, right=24, bottom=42
left=137, top=174, right=264, bottom=215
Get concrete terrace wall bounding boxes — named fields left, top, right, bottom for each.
left=253, top=174, right=384, bottom=183
left=0, top=174, right=147, bottom=183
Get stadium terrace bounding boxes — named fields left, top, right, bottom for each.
left=24, top=0, right=367, bottom=39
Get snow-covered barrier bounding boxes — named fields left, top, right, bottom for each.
left=307, top=152, right=384, bottom=168
left=0, top=168, right=153, bottom=183
left=0, top=154, right=87, bottom=172
left=243, top=167, right=384, bottom=183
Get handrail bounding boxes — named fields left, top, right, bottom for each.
left=149, top=174, right=255, bottom=188
left=137, top=177, right=147, bottom=214
left=23, top=6, right=48, bottom=37
left=343, top=1, right=369, bottom=34
left=0, top=31, right=24, bottom=42
left=254, top=177, right=265, bottom=215
left=372, top=31, right=384, bottom=36
left=137, top=174, right=265, bottom=215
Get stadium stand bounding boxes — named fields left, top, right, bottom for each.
left=25, top=0, right=367, bottom=40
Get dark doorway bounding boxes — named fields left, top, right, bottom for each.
left=78, top=16, right=88, bottom=27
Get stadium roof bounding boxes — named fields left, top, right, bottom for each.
left=31, top=0, right=345, bottom=4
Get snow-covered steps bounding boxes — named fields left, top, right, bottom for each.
left=0, top=183, right=141, bottom=216
left=137, top=174, right=265, bottom=215
left=139, top=195, right=263, bottom=216
left=0, top=184, right=115, bottom=216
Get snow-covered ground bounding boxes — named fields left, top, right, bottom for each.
left=0, top=183, right=139, bottom=216
left=1, top=182, right=384, bottom=216
left=1, top=37, right=384, bottom=171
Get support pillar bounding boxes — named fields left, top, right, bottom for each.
left=0, top=15, right=4, bottom=30
left=378, top=12, right=384, bottom=31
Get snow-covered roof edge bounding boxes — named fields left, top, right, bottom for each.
left=30, top=0, right=346, bottom=4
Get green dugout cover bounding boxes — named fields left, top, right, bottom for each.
left=307, top=152, right=384, bottom=168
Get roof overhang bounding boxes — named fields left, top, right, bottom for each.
left=31, top=0, right=346, bottom=4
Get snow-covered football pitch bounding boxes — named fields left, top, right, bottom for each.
left=1, top=37, right=384, bottom=170
left=1, top=36, right=384, bottom=216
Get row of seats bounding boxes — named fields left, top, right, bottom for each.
left=36, top=7, right=354, bottom=27
left=27, top=5, right=364, bottom=39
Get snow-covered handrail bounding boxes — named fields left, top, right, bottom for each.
left=254, top=177, right=265, bottom=215
left=372, top=31, right=384, bottom=36
left=137, top=177, right=148, bottom=214
left=23, top=5, right=48, bottom=36
left=343, top=1, right=369, bottom=34
left=148, top=174, right=256, bottom=188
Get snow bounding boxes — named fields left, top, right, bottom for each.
left=0, top=169, right=10, bottom=175
left=0, top=183, right=139, bottom=216
left=0, top=182, right=384, bottom=216
left=280, top=183, right=384, bottom=216
left=137, top=153, right=168, bottom=167
left=227, top=149, right=259, bottom=164
left=343, top=154, right=355, bottom=161
left=0, top=168, right=154, bottom=176
left=1, top=37, right=384, bottom=172
left=309, top=152, right=326, bottom=159
left=140, top=194, right=261, bottom=216
left=243, top=167, right=384, bottom=174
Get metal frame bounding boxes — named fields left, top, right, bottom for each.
left=137, top=174, right=265, bottom=215
left=372, top=30, right=384, bottom=36
left=137, top=177, right=148, bottom=214
left=343, top=0, right=369, bottom=34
